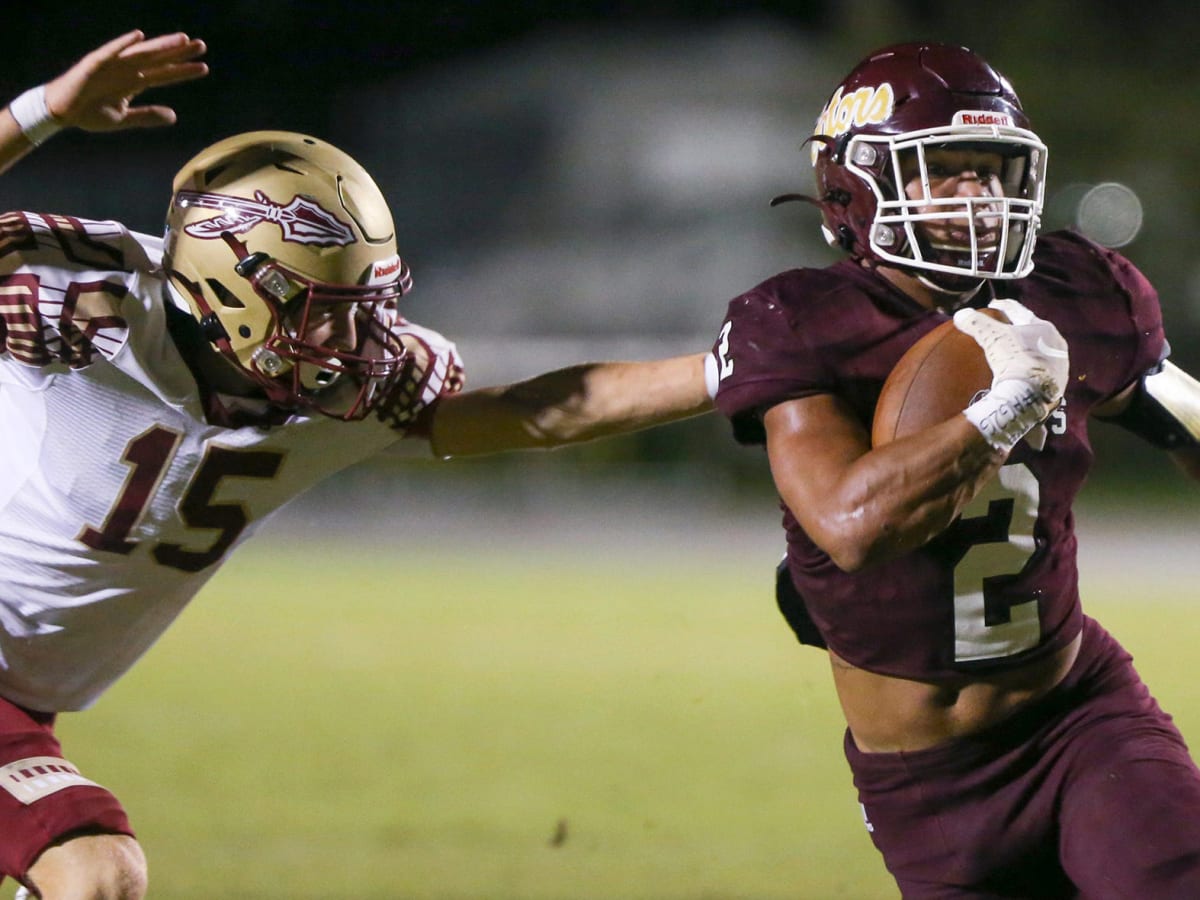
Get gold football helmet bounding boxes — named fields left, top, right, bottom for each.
left=163, top=130, right=412, bottom=419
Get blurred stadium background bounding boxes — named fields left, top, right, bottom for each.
left=2, top=1, right=1197, bottom=897
left=3, top=0, right=1197, bottom=489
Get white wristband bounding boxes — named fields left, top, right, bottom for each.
left=8, top=85, right=62, bottom=146
left=962, top=379, right=1052, bottom=453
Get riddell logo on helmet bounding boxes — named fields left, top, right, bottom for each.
left=367, top=254, right=413, bottom=292
left=373, top=257, right=403, bottom=279
left=811, top=83, right=895, bottom=164
left=954, top=111, right=1014, bottom=127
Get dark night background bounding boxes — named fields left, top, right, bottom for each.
left=2, top=1, right=1197, bottom=500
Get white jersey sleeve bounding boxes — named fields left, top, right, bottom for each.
left=0, top=211, right=156, bottom=368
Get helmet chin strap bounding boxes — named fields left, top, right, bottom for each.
left=914, top=271, right=985, bottom=307
left=872, top=259, right=986, bottom=312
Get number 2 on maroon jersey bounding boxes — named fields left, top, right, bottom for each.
left=951, top=463, right=1041, bottom=662
left=78, top=425, right=283, bottom=573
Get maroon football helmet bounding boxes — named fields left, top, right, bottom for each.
left=779, top=43, right=1047, bottom=289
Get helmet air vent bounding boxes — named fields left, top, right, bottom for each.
left=205, top=278, right=246, bottom=309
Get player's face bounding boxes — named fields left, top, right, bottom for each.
left=284, top=299, right=360, bottom=390
left=900, top=147, right=1007, bottom=251
left=295, top=303, right=358, bottom=352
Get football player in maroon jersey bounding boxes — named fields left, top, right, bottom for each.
left=0, top=32, right=710, bottom=900
left=711, top=42, right=1200, bottom=896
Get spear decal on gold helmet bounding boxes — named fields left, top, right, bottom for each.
left=175, top=189, right=356, bottom=247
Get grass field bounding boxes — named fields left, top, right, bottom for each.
left=26, top=487, right=1200, bottom=900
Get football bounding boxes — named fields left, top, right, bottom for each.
left=871, top=308, right=1005, bottom=445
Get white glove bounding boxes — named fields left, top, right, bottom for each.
left=953, top=298, right=1069, bottom=452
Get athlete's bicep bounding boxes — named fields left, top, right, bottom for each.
left=765, top=390, right=1004, bottom=571
left=764, top=394, right=873, bottom=564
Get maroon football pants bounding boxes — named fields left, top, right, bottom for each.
left=846, top=616, right=1200, bottom=898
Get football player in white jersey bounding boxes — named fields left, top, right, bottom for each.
left=0, top=31, right=711, bottom=899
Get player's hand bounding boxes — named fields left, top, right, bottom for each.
left=376, top=320, right=465, bottom=434
left=43, top=30, right=208, bottom=132
left=954, top=299, right=1069, bottom=452
left=954, top=298, right=1069, bottom=407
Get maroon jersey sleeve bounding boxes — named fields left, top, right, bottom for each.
left=1010, top=231, right=1166, bottom=404
left=711, top=260, right=931, bottom=445
left=711, top=272, right=829, bottom=445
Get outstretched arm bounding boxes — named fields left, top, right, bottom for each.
left=428, top=352, right=713, bottom=457
left=0, top=29, right=208, bottom=174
